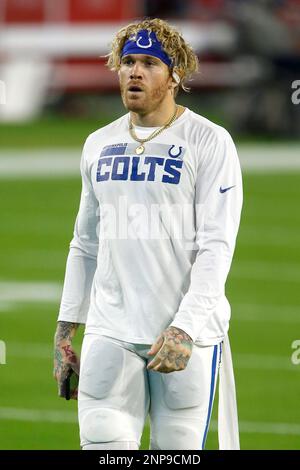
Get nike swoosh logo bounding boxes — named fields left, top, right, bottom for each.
left=219, top=185, right=235, bottom=193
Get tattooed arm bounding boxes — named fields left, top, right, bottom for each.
left=53, top=321, right=81, bottom=400
left=147, top=326, right=193, bottom=374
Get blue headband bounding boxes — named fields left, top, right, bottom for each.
left=121, top=30, right=172, bottom=67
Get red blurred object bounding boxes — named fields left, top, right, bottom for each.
left=4, top=0, right=44, bottom=23
left=276, top=0, right=300, bottom=27
left=70, top=0, right=139, bottom=22
left=52, top=57, right=119, bottom=92
left=1, top=0, right=140, bottom=23
left=193, top=0, right=225, bottom=7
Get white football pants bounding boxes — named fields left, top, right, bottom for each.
left=78, top=334, right=221, bottom=450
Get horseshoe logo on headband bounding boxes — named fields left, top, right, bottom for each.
left=136, top=35, right=153, bottom=49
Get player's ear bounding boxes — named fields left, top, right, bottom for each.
left=168, top=69, right=180, bottom=96
left=172, top=71, right=180, bottom=85
left=169, top=68, right=180, bottom=90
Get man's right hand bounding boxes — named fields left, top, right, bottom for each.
left=53, top=321, right=80, bottom=400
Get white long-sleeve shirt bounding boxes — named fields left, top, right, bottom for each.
left=58, top=107, right=243, bottom=346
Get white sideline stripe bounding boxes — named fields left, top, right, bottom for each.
left=5, top=341, right=299, bottom=372
left=0, top=144, right=300, bottom=178
left=239, top=230, right=300, bottom=247
left=0, top=407, right=299, bottom=436
left=0, top=259, right=300, bottom=305
left=238, top=144, right=300, bottom=172
left=233, top=303, right=300, bottom=324
left=0, top=282, right=299, bottom=325
left=235, top=353, right=296, bottom=371
left=209, top=420, right=300, bottom=436
left=0, top=281, right=62, bottom=302
left=0, top=150, right=81, bottom=178
left=0, top=407, right=77, bottom=424
left=8, top=342, right=53, bottom=359
left=231, top=261, right=300, bottom=283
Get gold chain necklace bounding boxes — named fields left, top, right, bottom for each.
left=129, top=105, right=179, bottom=155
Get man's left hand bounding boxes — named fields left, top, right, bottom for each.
left=147, top=326, right=193, bottom=373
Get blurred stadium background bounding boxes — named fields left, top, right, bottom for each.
left=0, top=0, right=300, bottom=450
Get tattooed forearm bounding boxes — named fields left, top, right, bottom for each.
left=53, top=321, right=81, bottom=399
left=54, top=321, right=80, bottom=344
left=147, top=326, right=193, bottom=374
left=53, top=348, right=63, bottom=377
left=61, top=345, right=78, bottom=364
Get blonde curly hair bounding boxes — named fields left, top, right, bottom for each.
left=106, top=18, right=199, bottom=93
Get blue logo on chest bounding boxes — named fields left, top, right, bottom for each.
left=96, top=143, right=184, bottom=185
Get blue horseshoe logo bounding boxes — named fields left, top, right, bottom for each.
left=168, top=145, right=183, bottom=159
left=136, top=36, right=153, bottom=49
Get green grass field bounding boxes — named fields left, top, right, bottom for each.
left=0, top=136, right=300, bottom=449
